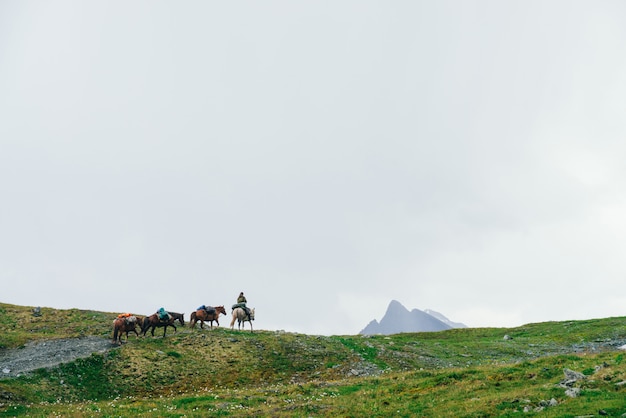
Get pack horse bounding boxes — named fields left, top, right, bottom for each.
left=141, top=311, right=185, bottom=337
left=112, top=314, right=141, bottom=344
left=190, top=305, right=227, bottom=330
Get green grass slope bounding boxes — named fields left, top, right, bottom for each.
left=1, top=302, right=626, bottom=416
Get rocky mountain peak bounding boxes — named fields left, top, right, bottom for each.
left=359, top=301, right=466, bottom=335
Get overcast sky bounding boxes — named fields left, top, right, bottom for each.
left=2, top=1, right=626, bottom=335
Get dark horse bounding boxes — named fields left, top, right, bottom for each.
left=112, top=315, right=142, bottom=344
left=141, top=311, right=185, bottom=337
left=189, top=305, right=227, bottom=330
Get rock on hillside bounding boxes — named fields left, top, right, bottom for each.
left=360, top=300, right=465, bottom=335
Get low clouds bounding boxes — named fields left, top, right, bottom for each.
left=1, top=2, right=626, bottom=335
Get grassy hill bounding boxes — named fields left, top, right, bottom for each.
left=1, top=302, right=626, bottom=416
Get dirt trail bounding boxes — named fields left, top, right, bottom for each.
left=0, top=337, right=114, bottom=378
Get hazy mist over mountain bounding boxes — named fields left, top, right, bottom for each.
left=360, top=300, right=467, bottom=335
left=424, top=309, right=468, bottom=329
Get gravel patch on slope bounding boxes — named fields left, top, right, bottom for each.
left=0, top=337, right=114, bottom=378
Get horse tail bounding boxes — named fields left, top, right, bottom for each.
left=140, top=318, right=150, bottom=335
left=230, top=311, right=237, bottom=329
left=189, top=311, right=196, bottom=328
left=113, top=324, right=120, bottom=343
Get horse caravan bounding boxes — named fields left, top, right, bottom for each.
left=112, top=297, right=259, bottom=343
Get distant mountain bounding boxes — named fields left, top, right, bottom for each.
left=359, top=300, right=466, bottom=335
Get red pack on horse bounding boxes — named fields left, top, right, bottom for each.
left=112, top=314, right=141, bottom=344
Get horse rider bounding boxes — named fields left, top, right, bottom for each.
left=237, top=292, right=252, bottom=321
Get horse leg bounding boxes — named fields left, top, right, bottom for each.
left=141, top=321, right=150, bottom=336
left=123, top=327, right=133, bottom=342
left=162, top=322, right=174, bottom=337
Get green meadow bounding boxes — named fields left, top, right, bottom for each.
left=1, top=303, right=625, bottom=417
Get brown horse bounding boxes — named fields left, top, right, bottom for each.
left=141, top=311, right=185, bottom=337
left=112, top=315, right=141, bottom=344
left=189, top=305, right=227, bottom=330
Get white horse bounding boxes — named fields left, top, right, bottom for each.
left=230, top=307, right=255, bottom=331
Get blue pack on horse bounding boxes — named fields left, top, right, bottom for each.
left=190, top=305, right=227, bottom=329
left=157, top=307, right=170, bottom=321
left=197, top=305, right=215, bottom=314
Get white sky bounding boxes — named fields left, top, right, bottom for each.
left=2, top=1, right=626, bottom=335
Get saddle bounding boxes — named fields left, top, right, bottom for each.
left=231, top=302, right=246, bottom=310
